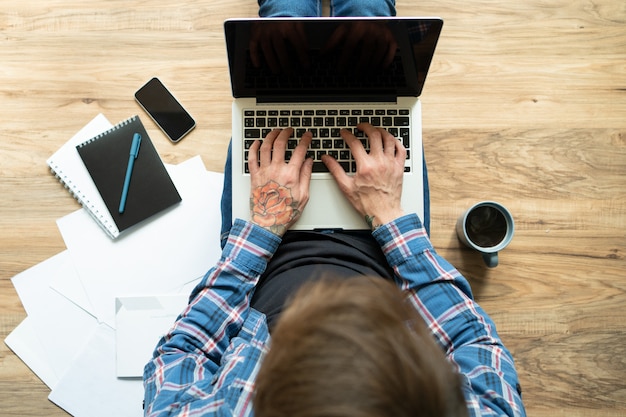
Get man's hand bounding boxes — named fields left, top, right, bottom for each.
left=249, top=128, right=313, bottom=236
left=322, top=123, right=405, bottom=230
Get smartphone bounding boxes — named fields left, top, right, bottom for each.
left=135, top=77, right=196, bottom=143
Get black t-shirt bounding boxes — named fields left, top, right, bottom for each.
left=250, top=230, right=394, bottom=331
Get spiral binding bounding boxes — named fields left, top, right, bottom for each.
left=76, top=116, right=136, bottom=149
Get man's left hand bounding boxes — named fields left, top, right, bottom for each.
left=248, top=128, right=313, bottom=236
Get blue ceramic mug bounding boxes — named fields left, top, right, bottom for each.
left=455, top=201, right=515, bottom=268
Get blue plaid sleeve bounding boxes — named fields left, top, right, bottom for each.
left=373, top=214, right=526, bottom=417
left=143, top=220, right=280, bottom=417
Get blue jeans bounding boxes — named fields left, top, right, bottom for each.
left=258, top=0, right=396, bottom=17
left=220, top=0, right=431, bottom=247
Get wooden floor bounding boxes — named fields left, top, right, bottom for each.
left=1, top=0, right=624, bottom=415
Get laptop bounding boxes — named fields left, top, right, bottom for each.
left=224, top=17, right=443, bottom=230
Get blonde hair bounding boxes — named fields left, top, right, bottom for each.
left=254, top=276, right=468, bottom=417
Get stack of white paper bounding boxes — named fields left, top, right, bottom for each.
left=5, top=115, right=225, bottom=417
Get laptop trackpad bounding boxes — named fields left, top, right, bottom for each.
left=292, top=176, right=367, bottom=231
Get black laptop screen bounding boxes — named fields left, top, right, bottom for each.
left=224, top=17, right=443, bottom=102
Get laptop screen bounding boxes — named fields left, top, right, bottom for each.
left=224, top=17, right=443, bottom=102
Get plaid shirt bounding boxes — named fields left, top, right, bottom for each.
left=143, top=215, right=526, bottom=416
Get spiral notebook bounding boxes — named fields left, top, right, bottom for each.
left=47, top=114, right=181, bottom=238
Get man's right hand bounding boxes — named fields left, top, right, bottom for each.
left=321, top=123, right=406, bottom=230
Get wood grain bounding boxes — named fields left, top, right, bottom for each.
left=1, top=0, right=625, bottom=415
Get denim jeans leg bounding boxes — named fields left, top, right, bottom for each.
left=220, top=140, right=234, bottom=249
left=422, top=148, right=431, bottom=236
left=258, top=0, right=321, bottom=17
left=330, top=0, right=396, bottom=16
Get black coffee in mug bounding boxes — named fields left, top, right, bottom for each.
left=465, top=206, right=507, bottom=248
left=456, top=201, right=514, bottom=267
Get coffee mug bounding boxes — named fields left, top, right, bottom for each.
left=455, top=201, right=514, bottom=268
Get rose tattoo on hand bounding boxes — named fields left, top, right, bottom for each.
left=251, top=180, right=300, bottom=236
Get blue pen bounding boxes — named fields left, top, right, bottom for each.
left=119, top=133, right=142, bottom=213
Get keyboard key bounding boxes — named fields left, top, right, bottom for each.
left=245, top=129, right=261, bottom=138
left=394, top=116, right=410, bottom=126
left=312, top=162, right=328, bottom=172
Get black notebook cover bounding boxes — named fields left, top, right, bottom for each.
left=76, top=115, right=182, bottom=234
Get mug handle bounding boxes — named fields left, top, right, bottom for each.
left=482, top=252, right=499, bottom=268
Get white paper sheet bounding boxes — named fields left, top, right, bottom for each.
left=4, top=318, right=59, bottom=389
left=57, top=156, right=224, bottom=328
left=49, top=251, right=97, bottom=319
left=49, top=324, right=145, bottom=417
left=10, top=250, right=99, bottom=381
left=115, top=294, right=189, bottom=377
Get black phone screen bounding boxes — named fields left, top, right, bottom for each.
left=135, top=77, right=196, bottom=143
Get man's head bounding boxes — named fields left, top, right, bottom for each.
left=254, top=276, right=468, bottom=417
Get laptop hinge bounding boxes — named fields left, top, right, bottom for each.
left=256, top=94, right=398, bottom=104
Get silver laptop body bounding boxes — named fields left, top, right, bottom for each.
left=225, top=17, right=443, bottom=230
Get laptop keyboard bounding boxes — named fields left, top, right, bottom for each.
left=243, top=108, right=411, bottom=174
